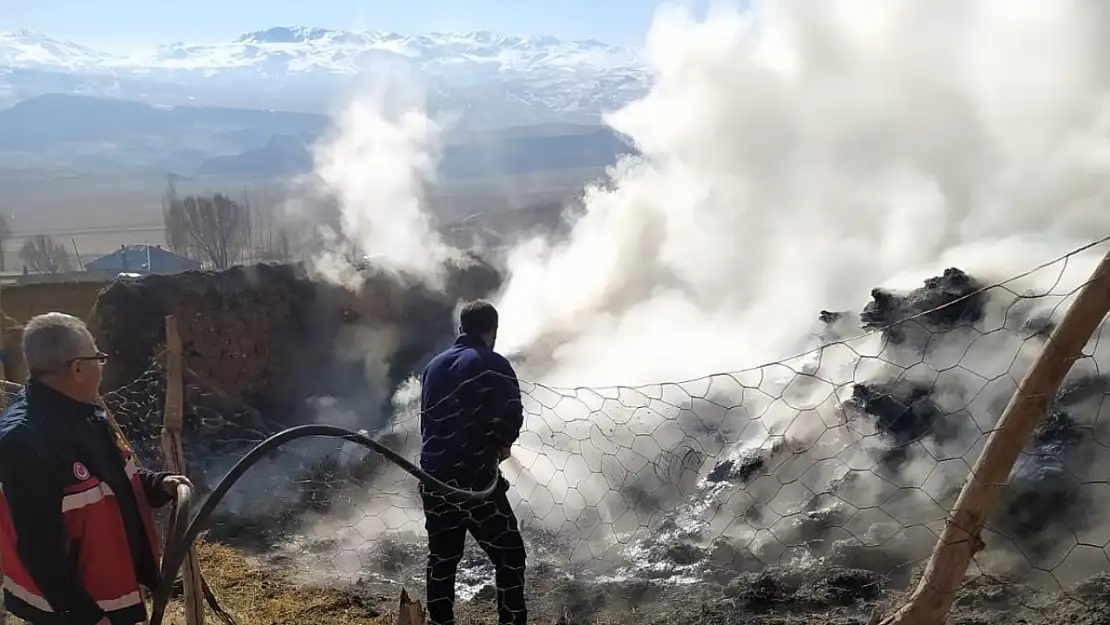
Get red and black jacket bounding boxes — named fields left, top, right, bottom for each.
left=0, top=379, right=172, bottom=625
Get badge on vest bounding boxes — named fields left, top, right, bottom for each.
left=73, top=462, right=90, bottom=481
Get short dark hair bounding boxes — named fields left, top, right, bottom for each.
left=459, top=300, right=499, bottom=336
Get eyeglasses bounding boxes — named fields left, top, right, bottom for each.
left=29, top=352, right=109, bottom=377
left=70, top=352, right=109, bottom=366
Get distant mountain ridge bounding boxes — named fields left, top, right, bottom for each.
left=0, top=27, right=647, bottom=175
left=0, top=29, right=113, bottom=69
left=0, top=26, right=642, bottom=73
left=0, top=27, right=650, bottom=126
left=0, top=93, right=326, bottom=151
left=0, top=93, right=637, bottom=179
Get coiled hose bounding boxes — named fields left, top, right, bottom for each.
left=150, top=424, right=499, bottom=625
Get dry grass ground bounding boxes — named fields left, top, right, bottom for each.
left=162, top=542, right=390, bottom=625
left=5, top=541, right=393, bottom=625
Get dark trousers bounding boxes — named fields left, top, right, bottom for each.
left=421, top=484, right=527, bottom=625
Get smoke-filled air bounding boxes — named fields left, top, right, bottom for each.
left=289, top=0, right=1110, bottom=602
left=311, top=88, right=456, bottom=291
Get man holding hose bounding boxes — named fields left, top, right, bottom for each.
left=0, top=312, right=190, bottom=625
left=420, top=300, right=527, bottom=625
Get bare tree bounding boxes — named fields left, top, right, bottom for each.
left=164, top=193, right=251, bottom=269
left=20, top=235, right=72, bottom=274
left=242, top=190, right=294, bottom=264
left=161, top=179, right=192, bottom=260
left=254, top=230, right=292, bottom=263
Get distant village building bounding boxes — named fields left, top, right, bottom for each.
left=85, top=245, right=201, bottom=275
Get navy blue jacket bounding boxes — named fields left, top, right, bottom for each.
left=420, top=334, right=524, bottom=489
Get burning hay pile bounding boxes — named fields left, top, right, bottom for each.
left=564, top=266, right=1110, bottom=621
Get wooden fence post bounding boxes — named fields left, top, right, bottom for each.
left=161, top=316, right=206, bottom=625
left=0, top=283, right=6, bottom=383
left=880, top=245, right=1110, bottom=625
left=395, top=588, right=426, bottom=625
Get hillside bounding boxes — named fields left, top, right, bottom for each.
left=0, top=94, right=635, bottom=179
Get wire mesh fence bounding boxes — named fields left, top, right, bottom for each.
left=4, top=241, right=1110, bottom=625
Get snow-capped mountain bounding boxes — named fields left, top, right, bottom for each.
left=0, top=28, right=645, bottom=177
left=0, top=27, right=650, bottom=126
left=0, top=29, right=116, bottom=70
left=119, top=26, right=643, bottom=75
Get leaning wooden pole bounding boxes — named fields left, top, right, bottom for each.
left=160, top=316, right=206, bottom=625
left=880, top=244, right=1110, bottom=625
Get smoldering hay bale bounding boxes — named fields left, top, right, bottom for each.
left=859, top=267, right=986, bottom=346
left=616, top=266, right=1110, bottom=587
left=843, top=269, right=1109, bottom=563
left=846, top=272, right=1107, bottom=551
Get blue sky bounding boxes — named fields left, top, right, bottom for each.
left=0, top=0, right=714, bottom=52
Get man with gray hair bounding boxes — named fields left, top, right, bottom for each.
left=0, top=312, right=191, bottom=625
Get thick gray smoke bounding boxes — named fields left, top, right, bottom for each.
left=279, top=0, right=1110, bottom=592
left=495, top=0, right=1110, bottom=382
left=488, top=0, right=1110, bottom=586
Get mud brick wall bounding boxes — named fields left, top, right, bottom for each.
left=1, top=280, right=111, bottom=381
left=89, top=258, right=501, bottom=427
left=174, top=282, right=299, bottom=409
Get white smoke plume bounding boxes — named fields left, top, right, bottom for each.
left=495, top=0, right=1110, bottom=384
left=282, top=0, right=1110, bottom=591
left=484, top=0, right=1110, bottom=585
left=310, top=88, right=455, bottom=290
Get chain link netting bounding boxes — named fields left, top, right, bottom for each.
left=5, top=242, right=1110, bottom=625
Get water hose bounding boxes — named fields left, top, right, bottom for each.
left=149, top=424, right=499, bottom=625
